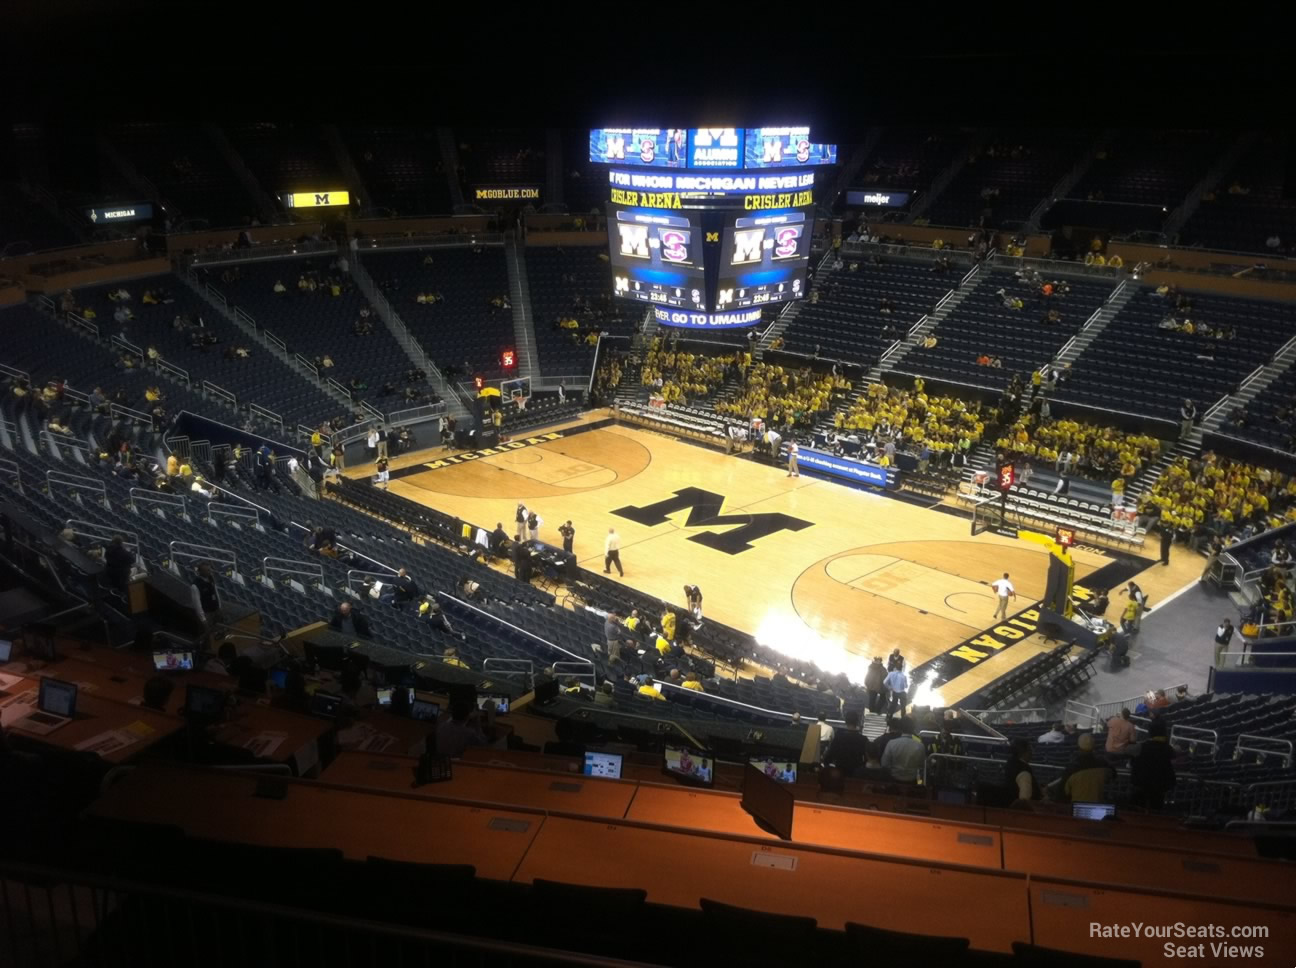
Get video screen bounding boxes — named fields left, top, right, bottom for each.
left=377, top=687, right=415, bottom=707
left=687, top=128, right=745, bottom=169
left=715, top=208, right=814, bottom=312
left=590, top=128, right=688, bottom=167
left=744, top=128, right=837, bottom=168
left=309, top=692, right=343, bottom=719
left=608, top=205, right=707, bottom=310
left=662, top=744, right=714, bottom=786
left=268, top=667, right=289, bottom=690
left=476, top=694, right=510, bottom=715
left=583, top=751, right=624, bottom=778
left=185, top=685, right=226, bottom=722
left=749, top=756, right=797, bottom=784
left=410, top=699, right=440, bottom=721
left=741, top=763, right=795, bottom=840
left=40, top=678, right=78, bottom=718
left=1072, top=802, right=1116, bottom=821
left=152, top=651, right=194, bottom=671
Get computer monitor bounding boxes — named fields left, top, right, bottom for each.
left=39, top=678, right=78, bottom=718
left=309, top=692, right=344, bottom=719
left=409, top=699, right=440, bottom=722
left=0, top=639, right=12, bottom=663
left=152, top=650, right=194, bottom=672
left=476, top=693, right=510, bottom=714
left=583, top=751, right=623, bottom=779
left=184, top=684, right=227, bottom=723
left=268, top=667, right=289, bottom=690
left=662, top=744, right=714, bottom=787
left=377, top=687, right=415, bottom=707
left=533, top=678, right=559, bottom=706
left=1072, top=801, right=1116, bottom=821
left=741, top=763, right=795, bottom=841
left=23, top=624, right=57, bottom=662
left=749, top=756, right=797, bottom=784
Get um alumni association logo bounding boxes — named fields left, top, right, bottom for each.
left=612, top=487, right=812, bottom=555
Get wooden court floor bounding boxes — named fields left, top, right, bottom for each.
left=346, top=418, right=1174, bottom=705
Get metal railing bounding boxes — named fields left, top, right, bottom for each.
left=436, top=591, right=586, bottom=665
left=262, top=556, right=324, bottom=588
left=344, top=568, right=400, bottom=598
left=68, top=311, right=99, bottom=337
left=168, top=541, right=238, bottom=573
left=39, top=429, right=92, bottom=456
left=111, top=334, right=143, bottom=359
left=385, top=401, right=447, bottom=427
left=62, top=519, right=139, bottom=551
left=206, top=501, right=260, bottom=528
left=553, top=659, right=596, bottom=689
left=45, top=470, right=107, bottom=504
left=0, top=458, right=20, bottom=491
left=0, top=362, right=30, bottom=381
left=248, top=402, right=284, bottom=431
left=958, top=707, right=1046, bottom=726
left=328, top=377, right=354, bottom=400
left=295, top=353, right=319, bottom=379
left=157, top=358, right=190, bottom=384
left=1234, top=734, right=1293, bottom=767
left=110, top=402, right=154, bottom=424
left=129, top=488, right=188, bottom=517
left=262, top=329, right=288, bottom=352
left=202, top=380, right=237, bottom=407
left=166, top=435, right=191, bottom=459
left=482, top=657, right=535, bottom=686
left=1243, top=778, right=1296, bottom=814
left=1170, top=724, right=1220, bottom=758
left=1220, top=649, right=1296, bottom=667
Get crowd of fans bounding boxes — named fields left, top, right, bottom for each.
left=995, top=415, right=1162, bottom=481
left=830, top=379, right=993, bottom=469
left=713, top=361, right=850, bottom=428
left=640, top=341, right=744, bottom=406
left=1143, top=452, right=1296, bottom=552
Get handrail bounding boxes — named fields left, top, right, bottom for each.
left=359, top=400, right=384, bottom=420
left=0, top=458, right=20, bottom=490
left=168, top=541, right=238, bottom=572
left=111, top=402, right=154, bottom=423
left=203, top=380, right=237, bottom=406
left=61, top=385, right=90, bottom=405
left=553, top=659, right=596, bottom=688
left=129, top=487, right=188, bottom=517
left=436, top=591, right=585, bottom=664
left=68, top=311, right=98, bottom=337
left=206, top=501, right=260, bottom=526
left=248, top=402, right=284, bottom=431
left=263, top=329, right=287, bottom=352
left=204, top=282, right=228, bottom=308
left=1170, top=724, right=1219, bottom=756
left=482, top=657, right=535, bottom=684
left=39, top=429, right=92, bottom=454
left=45, top=470, right=107, bottom=503
left=0, top=362, right=30, bottom=381
left=328, top=377, right=354, bottom=400
left=262, top=556, right=324, bottom=586
left=157, top=358, right=190, bottom=384
left=1235, top=734, right=1293, bottom=767
left=111, top=334, right=144, bottom=359
left=62, top=518, right=139, bottom=550
left=296, top=353, right=319, bottom=379
left=234, top=306, right=258, bottom=329
left=654, top=680, right=807, bottom=723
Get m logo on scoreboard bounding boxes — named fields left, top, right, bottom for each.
left=613, top=487, right=812, bottom=555
left=762, top=137, right=783, bottom=164
left=617, top=224, right=650, bottom=259
left=315, top=193, right=330, bottom=206
left=606, top=134, right=625, bottom=160
left=733, top=228, right=766, bottom=265
left=705, top=231, right=719, bottom=243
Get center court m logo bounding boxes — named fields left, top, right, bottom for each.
left=612, top=486, right=812, bottom=555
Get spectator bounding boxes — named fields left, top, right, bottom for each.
left=1057, top=733, right=1112, bottom=803
left=436, top=700, right=486, bottom=758
left=190, top=562, right=223, bottom=630
left=594, top=682, right=615, bottom=706
left=603, top=610, right=628, bottom=662
left=103, top=535, right=135, bottom=593
left=1003, top=739, right=1041, bottom=804
left=929, top=717, right=964, bottom=756
left=636, top=675, right=665, bottom=701
left=1105, top=708, right=1136, bottom=756
left=1037, top=722, right=1068, bottom=744
left=864, top=656, right=886, bottom=715
left=1130, top=717, right=1176, bottom=809
left=884, top=663, right=909, bottom=717
left=815, top=713, right=835, bottom=758
left=390, top=567, right=418, bottom=607
left=329, top=601, right=371, bottom=638
left=879, top=716, right=926, bottom=783
left=822, top=710, right=870, bottom=776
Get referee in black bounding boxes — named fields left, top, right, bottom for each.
left=559, top=520, right=575, bottom=554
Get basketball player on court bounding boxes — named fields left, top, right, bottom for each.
left=991, top=572, right=1016, bottom=622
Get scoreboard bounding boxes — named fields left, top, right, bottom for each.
left=594, top=124, right=836, bottom=326
left=608, top=205, right=706, bottom=309
left=715, top=208, right=812, bottom=311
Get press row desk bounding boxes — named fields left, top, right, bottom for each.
left=0, top=674, right=182, bottom=764
left=88, top=764, right=1296, bottom=965
left=325, top=753, right=1295, bottom=907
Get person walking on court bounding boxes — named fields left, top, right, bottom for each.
left=1159, top=522, right=1172, bottom=566
left=786, top=440, right=800, bottom=478
left=991, top=572, right=1016, bottom=622
left=526, top=509, right=540, bottom=542
left=604, top=527, right=623, bottom=576
left=559, top=520, right=575, bottom=554
left=1214, top=618, right=1235, bottom=667
left=864, top=656, right=887, bottom=715
left=1121, top=581, right=1147, bottom=632
left=884, top=663, right=910, bottom=717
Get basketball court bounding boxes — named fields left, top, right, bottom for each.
left=349, top=414, right=1168, bottom=705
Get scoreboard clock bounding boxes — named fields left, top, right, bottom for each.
left=997, top=464, right=1016, bottom=491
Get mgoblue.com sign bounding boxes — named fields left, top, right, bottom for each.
left=654, top=306, right=763, bottom=329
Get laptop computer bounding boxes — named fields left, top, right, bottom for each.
left=14, top=678, right=79, bottom=735
left=309, top=692, right=344, bottom=719
left=582, top=751, right=623, bottom=779
left=1072, top=801, right=1116, bottom=821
